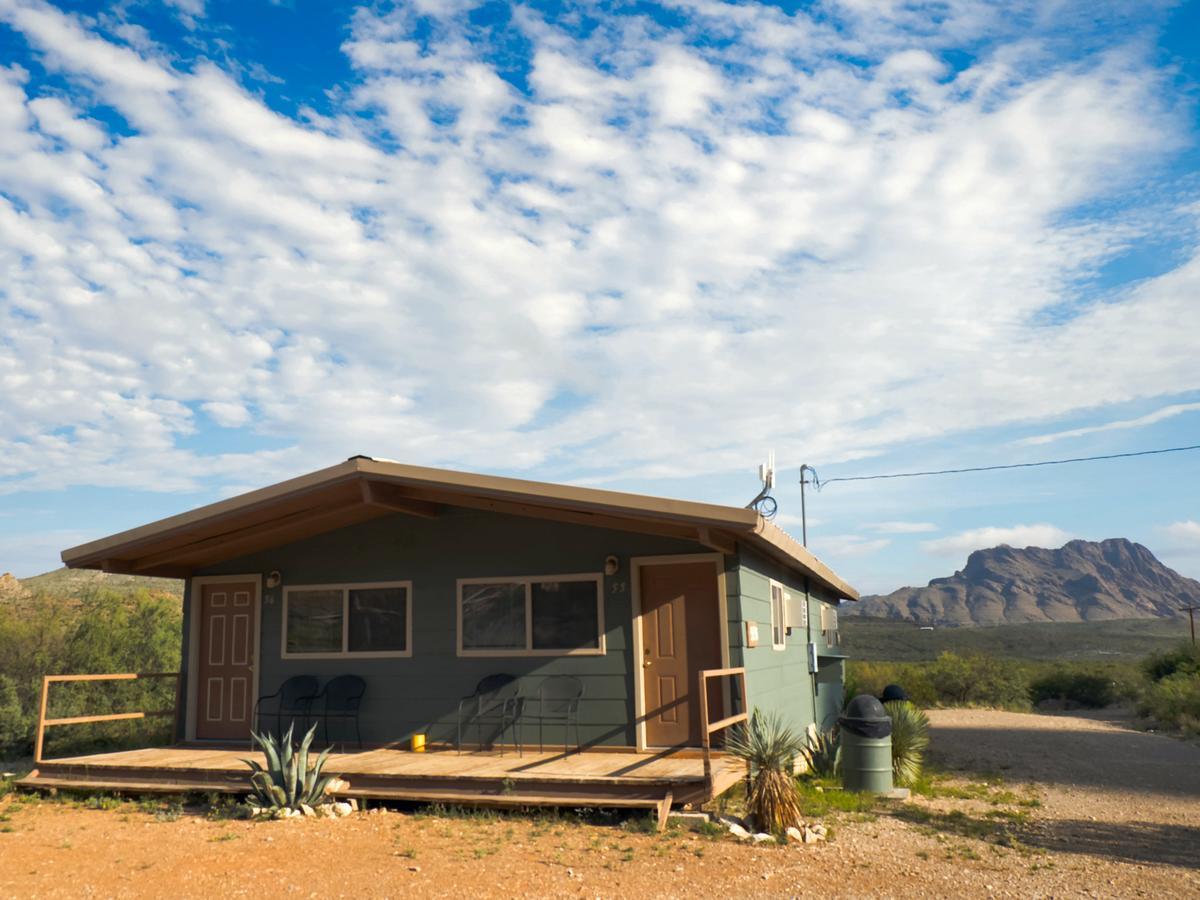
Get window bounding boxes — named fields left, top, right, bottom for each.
left=283, top=581, right=412, bottom=658
left=769, top=581, right=787, bottom=650
left=458, top=574, right=605, bottom=656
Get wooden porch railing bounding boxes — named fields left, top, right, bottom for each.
left=697, top=666, right=749, bottom=800
left=34, top=672, right=182, bottom=764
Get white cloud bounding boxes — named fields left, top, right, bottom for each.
left=866, top=521, right=938, bottom=534
left=921, top=524, right=1075, bottom=558
left=811, top=534, right=892, bottom=559
left=0, top=0, right=1196, bottom=501
left=1017, top=402, right=1200, bottom=446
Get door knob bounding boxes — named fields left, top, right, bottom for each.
left=643, top=660, right=653, bottom=668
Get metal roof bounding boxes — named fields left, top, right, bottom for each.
left=61, top=456, right=858, bottom=599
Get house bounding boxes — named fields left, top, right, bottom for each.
left=27, top=456, right=857, bottom=818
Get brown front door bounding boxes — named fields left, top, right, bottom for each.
left=196, top=580, right=258, bottom=741
left=639, top=561, right=724, bottom=748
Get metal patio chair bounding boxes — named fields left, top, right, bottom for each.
left=456, top=673, right=524, bottom=756
left=253, top=675, right=319, bottom=738
left=313, top=674, right=367, bottom=750
left=528, top=675, right=584, bottom=754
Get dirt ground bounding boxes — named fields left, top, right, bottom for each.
left=1, top=709, right=1198, bottom=898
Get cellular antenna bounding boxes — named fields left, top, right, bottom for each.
left=747, top=451, right=778, bottom=518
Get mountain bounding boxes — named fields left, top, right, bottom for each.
left=849, top=538, right=1199, bottom=626
left=9, top=568, right=183, bottom=602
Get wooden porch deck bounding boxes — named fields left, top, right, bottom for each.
left=18, top=745, right=746, bottom=821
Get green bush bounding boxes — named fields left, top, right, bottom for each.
left=1143, top=643, right=1200, bottom=682
left=1139, top=673, right=1200, bottom=734
left=847, top=653, right=1031, bottom=710
left=0, top=587, right=181, bottom=758
left=1029, top=668, right=1117, bottom=708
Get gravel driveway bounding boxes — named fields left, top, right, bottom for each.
left=928, top=708, right=1200, bottom=870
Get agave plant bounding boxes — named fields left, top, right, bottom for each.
left=883, top=700, right=929, bottom=785
left=243, top=722, right=334, bottom=812
left=798, top=727, right=840, bottom=779
left=726, top=709, right=805, bottom=834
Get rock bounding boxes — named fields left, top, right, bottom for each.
left=324, top=777, right=349, bottom=795
left=717, top=815, right=746, bottom=830
left=347, top=798, right=359, bottom=811
left=810, top=824, right=827, bottom=837
left=300, top=804, right=315, bottom=817
left=727, top=823, right=751, bottom=840
left=332, top=802, right=354, bottom=817
left=407, top=866, right=421, bottom=873
left=802, top=826, right=824, bottom=844
left=752, top=832, right=775, bottom=843
left=786, top=826, right=805, bottom=844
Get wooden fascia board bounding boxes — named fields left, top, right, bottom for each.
left=127, top=500, right=378, bottom=572
left=62, top=461, right=363, bottom=567
left=748, top=521, right=860, bottom=601
left=357, top=460, right=761, bottom=530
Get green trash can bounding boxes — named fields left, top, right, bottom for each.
left=839, top=694, right=893, bottom=793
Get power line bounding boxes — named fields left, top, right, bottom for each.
left=811, top=443, right=1200, bottom=490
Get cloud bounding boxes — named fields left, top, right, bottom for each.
left=1160, top=520, right=1200, bottom=550
left=866, top=521, right=938, bottom=534
left=1017, top=402, right=1200, bottom=446
left=921, top=524, right=1075, bottom=558
left=0, top=0, right=1196, bottom=502
left=811, top=534, right=892, bottom=559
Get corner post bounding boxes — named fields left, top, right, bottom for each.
left=34, top=676, right=50, bottom=764
left=698, top=670, right=713, bottom=800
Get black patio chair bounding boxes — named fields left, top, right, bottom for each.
left=457, top=673, right=523, bottom=756
left=313, top=675, right=367, bottom=750
left=528, top=675, right=584, bottom=754
left=253, top=675, right=319, bottom=738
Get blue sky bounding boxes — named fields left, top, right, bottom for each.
left=1, top=0, right=1199, bottom=595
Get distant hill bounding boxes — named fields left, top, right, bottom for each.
left=7, top=568, right=183, bottom=602
left=849, top=538, right=1198, bottom=626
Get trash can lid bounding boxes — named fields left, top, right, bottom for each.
left=839, top=694, right=893, bottom=738
left=844, top=694, right=888, bottom=721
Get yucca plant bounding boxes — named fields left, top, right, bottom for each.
left=726, top=709, right=805, bottom=834
left=243, top=722, right=334, bottom=812
left=883, top=700, right=929, bottom=785
left=798, top=727, right=840, bottom=779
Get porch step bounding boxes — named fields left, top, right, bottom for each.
left=17, top=771, right=250, bottom=795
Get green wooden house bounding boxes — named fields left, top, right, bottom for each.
left=59, top=456, right=857, bottom=753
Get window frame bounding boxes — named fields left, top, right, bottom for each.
left=456, top=572, right=606, bottom=658
left=281, top=580, right=414, bottom=660
left=768, top=579, right=788, bottom=651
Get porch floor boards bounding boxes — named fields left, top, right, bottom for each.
left=19, top=746, right=746, bottom=816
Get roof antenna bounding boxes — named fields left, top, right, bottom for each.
left=747, top=451, right=778, bottom=519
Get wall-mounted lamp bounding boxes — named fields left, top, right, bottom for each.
left=604, top=555, right=620, bottom=576
left=266, top=570, right=282, bottom=589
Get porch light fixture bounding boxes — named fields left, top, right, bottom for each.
left=604, top=555, right=620, bottom=576
left=266, top=570, right=282, bottom=589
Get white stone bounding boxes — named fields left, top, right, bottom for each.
left=752, top=833, right=775, bottom=843
left=332, top=802, right=354, bottom=817
left=347, top=798, right=359, bottom=811
left=786, top=826, right=805, bottom=843
left=300, top=804, right=315, bottom=817
left=727, top=823, right=751, bottom=840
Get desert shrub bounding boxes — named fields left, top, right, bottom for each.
left=0, top=587, right=181, bottom=758
left=245, top=723, right=334, bottom=813
left=1139, top=673, right=1200, bottom=735
left=727, top=710, right=804, bottom=834
left=847, top=654, right=1030, bottom=709
left=883, top=700, right=929, bottom=785
left=1143, top=643, right=1200, bottom=683
left=798, top=727, right=840, bottom=778
left=1029, top=668, right=1117, bottom=708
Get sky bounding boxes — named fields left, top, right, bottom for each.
left=0, top=0, right=1199, bottom=595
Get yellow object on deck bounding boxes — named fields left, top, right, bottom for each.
left=411, top=733, right=426, bottom=753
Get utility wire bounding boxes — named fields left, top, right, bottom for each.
left=811, top=443, right=1200, bottom=490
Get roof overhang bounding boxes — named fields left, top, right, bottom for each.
left=60, top=457, right=858, bottom=600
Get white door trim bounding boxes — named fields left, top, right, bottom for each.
left=186, top=574, right=262, bottom=743
left=630, top=553, right=730, bottom=752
